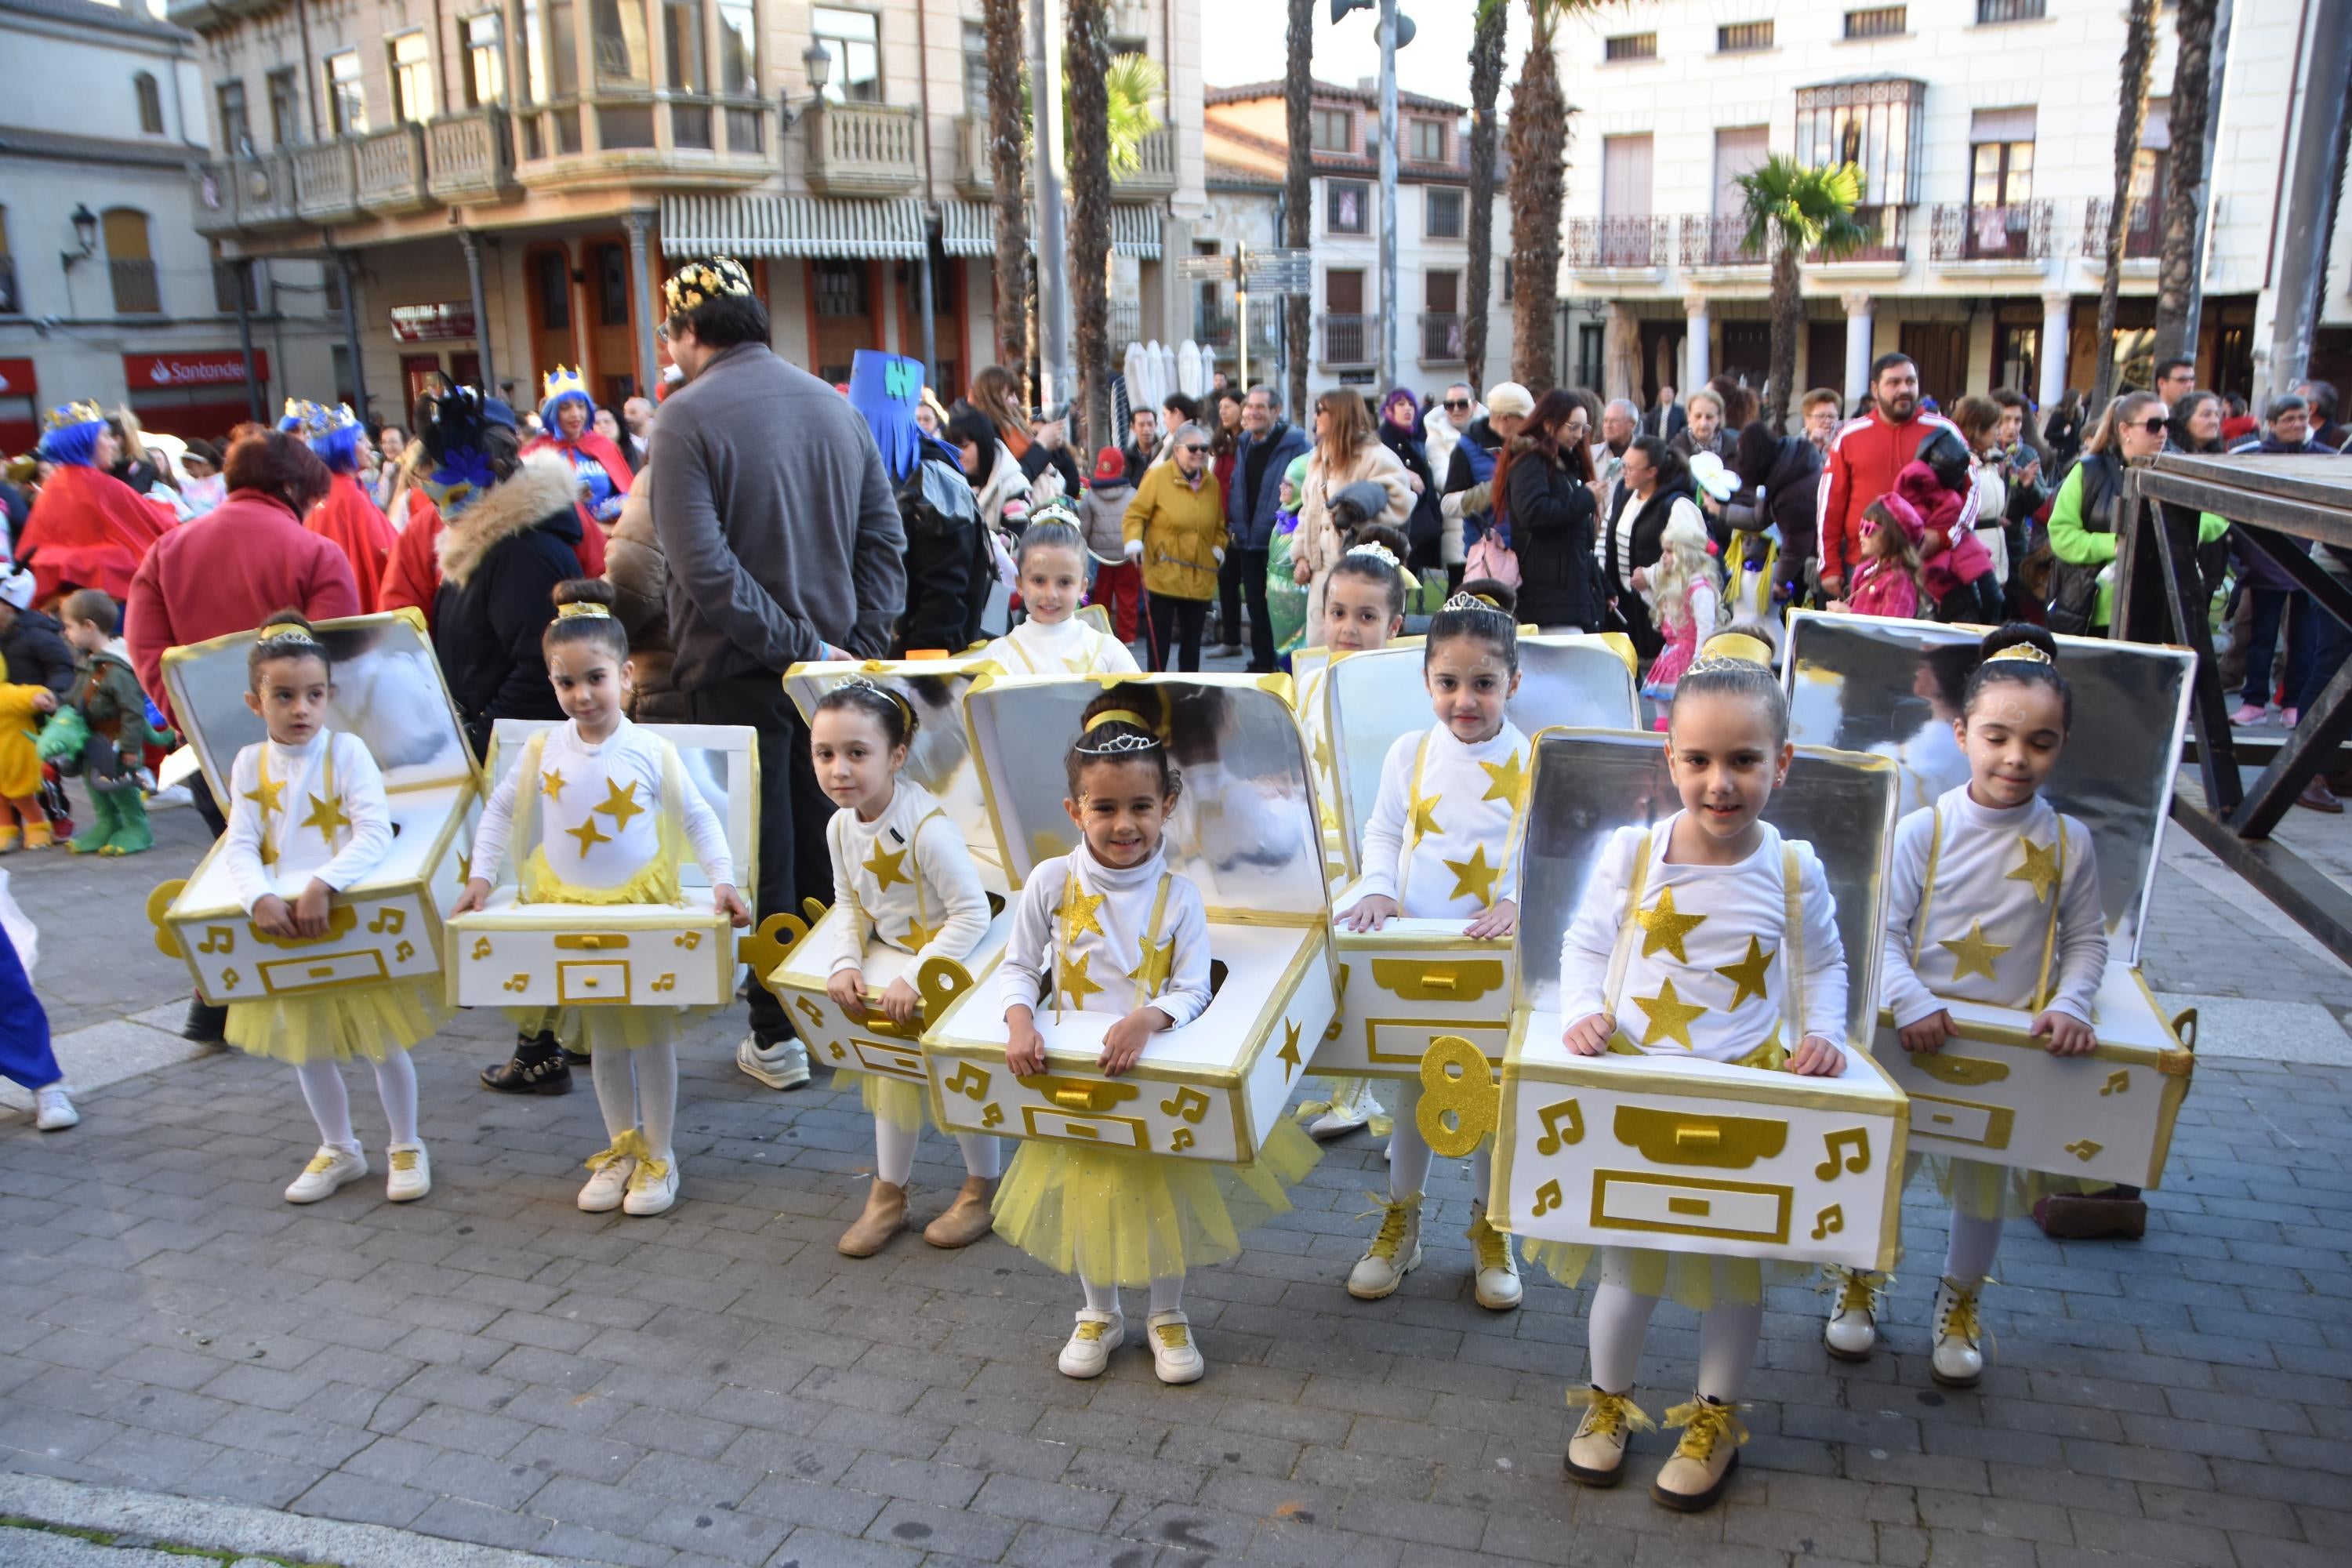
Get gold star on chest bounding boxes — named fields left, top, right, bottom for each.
left=902, top=914, right=943, bottom=951
left=1940, top=920, right=2012, bottom=982
left=539, top=767, right=568, bottom=802
left=564, top=815, right=611, bottom=857
left=1479, top=749, right=1528, bottom=808
left=258, top=834, right=278, bottom=869
left=1057, top=947, right=1104, bottom=1009
left=1277, top=1018, right=1304, bottom=1081
left=1713, top=936, right=1776, bottom=1009
left=1312, top=724, right=1334, bottom=781
left=1632, top=976, right=1708, bottom=1050
left=1057, top=878, right=1105, bottom=942
left=862, top=840, right=912, bottom=891
left=594, top=777, right=644, bottom=829
left=1406, top=786, right=1443, bottom=847
left=1444, top=844, right=1501, bottom=906
left=243, top=771, right=285, bottom=816
left=2008, top=833, right=2061, bottom=905
left=1636, top=885, right=1708, bottom=963
left=299, top=791, right=351, bottom=846
left=1132, top=933, right=1178, bottom=995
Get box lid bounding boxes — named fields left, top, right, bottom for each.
left=1782, top=611, right=2193, bottom=966
left=162, top=609, right=472, bottom=805
left=962, top=673, right=1328, bottom=920
left=484, top=718, right=757, bottom=894
left=783, top=657, right=1010, bottom=892
left=1326, top=634, right=1640, bottom=878
left=1512, top=728, right=1899, bottom=1050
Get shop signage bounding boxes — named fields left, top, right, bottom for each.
left=122, top=351, right=269, bottom=389
left=0, top=359, right=35, bottom=398
left=390, top=302, right=477, bottom=342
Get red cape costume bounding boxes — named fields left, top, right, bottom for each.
left=307, top=473, right=399, bottom=615
left=523, top=430, right=633, bottom=539
left=16, top=463, right=170, bottom=602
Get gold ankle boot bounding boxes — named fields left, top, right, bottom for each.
left=922, top=1176, right=999, bottom=1248
left=837, top=1180, right=909, bottom=1256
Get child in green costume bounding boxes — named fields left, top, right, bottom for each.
left=47, top=589, right=169, bottom=855
left=1265, top=454, right=1312, bottom=660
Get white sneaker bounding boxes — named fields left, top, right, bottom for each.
left=737, top=1033, right=810, bottom=1089
left=1930, top=1277, right=1986, bottom=1388
left=1468, top=1200, right=1522, bottom=1311
left=385, top=1142, right=431, bottom=1202
left=1058, top=1309, right=1123, bottom=1377
left=1304, top=1079, right=1374, bottom=1139
left=1347, top=1193, right=1423, bottom=1300
left=285, top=1144, right=367, bottom=1203
left=622, top=1153, right=678, bottom=1216
left=1821, top=1266, right=1880, bottom=1361
left=1146, top=1310, right=1206, bottom=1385
left=579, top=1145, right=637, bottom=1212
left=33, top=1085, right=78, bottom=1131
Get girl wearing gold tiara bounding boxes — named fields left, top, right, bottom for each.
left=1337, top=581, right=1530, bottom=1312
left=993, top=688, right=1318, bottom=1385
left=453, top=581, right=750, bottom=1217
left=1825, top=623, right=2106, bottom=1387
left=220, top=612, right=449, bottom=1205
left=1548, top=632, right=1848, bottom=1512
left=979, top=512, right=1142, bottom=674
left=811, top=677, right=1002, bottom=1254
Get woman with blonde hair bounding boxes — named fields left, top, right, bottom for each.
left=2045, top=390, right=2167, bottom=634
left=965, top=365, right=1032, bottom=460
left=1294, top=388, right=1412, bottom=641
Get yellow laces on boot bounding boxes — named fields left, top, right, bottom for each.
left=1567, top=1387, right=1655, bottom=1437
left=1356, top=1191, right=1421, bottom=1260
left=586, top=1127, right=652, bottom=1174
left=1469, top=1212, right=1512, bottom=1274
left=1819, top=1265, right=1890, bottom=1317
left=1938, top=1279, right=1984, bottom=1345
left=1662, top=1399, right=1749, bottom=1461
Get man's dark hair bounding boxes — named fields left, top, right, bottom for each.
left=2154, top=356, right=2194, bottom=386
left=2301, top=379, right=2339, bottom=423
left=1870, top=352, right=1915, bottom=385
left=1246, top=382, right=1281, bottom=414
left=670, top=292, right=769, bottom=349
left=2267, top=394, right=2310, bottom=423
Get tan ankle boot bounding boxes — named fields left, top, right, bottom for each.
left=837, top=1180, right=909, bottom=1256
left=922, top=1176, right=998, bottom=1248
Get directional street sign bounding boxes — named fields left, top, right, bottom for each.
left=1175, top=254, right=1238, bottom=282
left=1242, top=247, right=1312, bottom=295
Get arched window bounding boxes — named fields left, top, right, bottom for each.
left=103, top=207, right=160, bottom=314
left=134, top=71, right=164, bottom=134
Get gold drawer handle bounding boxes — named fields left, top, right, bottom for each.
left=1675, top=1125, right=1720, bottom=1149
left=1370, top=957, right=1505, bottom=1002
left=1911, top=1054, right=2010, bottom=1087
left=1018, top=1073, right=1142, bottom=1114
left=556, top=934, right=630, bottom=950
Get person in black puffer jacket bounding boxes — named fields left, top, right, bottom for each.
left=1716, top=420, right=1825, bottom=604
left=1494, top=389, right=1604, bottom=632
left=432, top=436, right=581, bottom=759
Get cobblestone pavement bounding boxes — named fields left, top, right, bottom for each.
left=2, top=787, right=2348, bottom=1568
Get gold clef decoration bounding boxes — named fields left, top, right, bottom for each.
left=1415, top=1035, right=1497, bottom=1157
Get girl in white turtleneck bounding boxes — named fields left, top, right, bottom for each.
left=1826, top=623, right=2107, bottom=1391
left=810, top=679, right=1001, bottom=1258
left=1336, top=580, right=1531, bottom=1316
left=980, top=517, right=1142, bottom=674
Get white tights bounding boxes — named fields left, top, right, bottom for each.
left=1385, top=1079, right=1493, bottom=1203
left=294, top=1053, right=419, bottom=1150
left=1585, top=1251, right=1763, bottom=1401
left=590, top=1042, right=677, bottom=1158
left=873, top=1120, right=1001, bottom=1188
left=1081, top=1273, right=1183, bottom=1317
left=1945, top=1207, right=2003, bottom=1290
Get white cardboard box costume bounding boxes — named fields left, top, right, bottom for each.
left=1492, top=729, right=1909, bottom=1275
left=757, top=659, right=1015, bottom=1079
left=920, top=673, right=1337, bottom=1164
left=445, top=717, right=757, bottom=1008
left=149, top=612, right=479, bottom=1005
left=1784, top=611, right=2198, bottom=1190
left=1319, top=635, right=1639, bottom=1079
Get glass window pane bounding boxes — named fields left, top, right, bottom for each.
left=550, top=0, right=580, bottom=93
left=2005, top=140, right=2033, bottom=202
left=592, top=0, right=652, bottom=89
left=463, top=14, right=505, bottom=106
left=813, top=7, right=881, bottom=101
left=719, top=2, right=757, bottom=95
left=1972, top=143, right=2000, bottom=205
left=665, top=0, right=706, bottom=91
left=326, top=49, right=368, bottom=135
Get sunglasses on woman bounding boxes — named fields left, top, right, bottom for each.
left=2139, top=416, right=2169, bottom=434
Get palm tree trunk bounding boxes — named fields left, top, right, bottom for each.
left=1065, top=0, right=1112, bottom=453
left=2093, top=0, right=2159, bottom=408
left=983, top=0, right=1029, bottom=388
left=1283, top=0, right=1312, bottom=413
left=1507, top=0, right=1567, bottom=393
left=1462, top=0, right=1506, bottom=395
left=1766, top=241, right=1801, bottom=431
left=2151, top=0, right=2218, bottom=361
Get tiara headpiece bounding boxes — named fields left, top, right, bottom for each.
left=838, top=675, right=914, bottom=728
left=555, top=601, right=612, bottom=620
left=1984, top=643, right=2055, bottom=667
left=1076, top=707, right=1162, bottom=756
left=256, top=622, right=324, bottom=649
left=42, top=400, right=105, bottom=434
left=1345, top=541, right=1402, bottom=569
left=1683, top=630, right=1777, bottom=677
left=1442, top=590, right=1504, bottom=615
left=1026, top=499, right=1083, bottom=532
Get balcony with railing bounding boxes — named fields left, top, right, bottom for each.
left=1112, top=126, right=1178, bottom=200
left=427, top=107, right=518, bottom=201
left=956, top=115, right=997, bottom=198
left=804, top=100, right=921, bottom=196
left=1680, top=214, right=1768, bottom=270
left=292, top=140, right=360, bottom=223
left=1809, top=205, right=1910, bottom=267
left=108, top=258, right=161, bottom=315
left=356, top=124, right=434, bottom=213
left=188, top=151, right=301, bottom=237
left=1319, top=313, right=1374, bottom=368
left=2081, top=196, right=2161, bottom=261
left=1109, top=297, right=1141, bottom=347
left=1417, top=312, right=1465, bottom=365
left=1929, top=200, right=2052, bottom=264
left=1566, top=216, right=1671, bottom=272
left=514, top=95, right=776, bottom=189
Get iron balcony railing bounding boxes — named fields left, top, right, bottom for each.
left=1566, top=216, right=1671, bottom=269
left=2082, top=196, right=2162, bottom=260
left=1929, top=200, right=2053, bottom=262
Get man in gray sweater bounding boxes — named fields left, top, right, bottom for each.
left=652, top=256, right=907, bottom=1089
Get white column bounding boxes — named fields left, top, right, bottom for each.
left=1683, top=292, right=1711, bottom=390
left=1604, top=302, right=1639, bottom=405
left=2038, top=291, right=2071, bottom=412
left=1842, top=290, right=1875, bottom=407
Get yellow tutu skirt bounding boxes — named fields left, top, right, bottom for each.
left=227, top=981, right=448, bottom=1065
left=858, top=1070, right=942, bottom=1134
left=992, top=1119, right=1321, bottom=1287
left=1520, top=1240, right=1802, bottom=1312
left=1909, top=1151, right=2105, bottom=1222
left=503, top=1004, right=695, bottom=1051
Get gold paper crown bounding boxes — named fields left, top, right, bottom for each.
left=1684, top=630, right=1776, bottom=676
left=555, top=601, right=612, bottom=619
left=662, top=256, right=755, bottom=318
left=542, top=366, right=590, bottom=403
left=42, top=399, right=104, bottom=434
left=1984, top=642, right=2055, bottom=666
left=280, top=398, right=358, bottom=440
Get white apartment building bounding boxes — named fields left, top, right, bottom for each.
left=0, top=0, right=338, bottom=455
left=1204, top=78, right=1515, bottom=399
left=169, top=0, right=1210, bottom=424
left=1548, top=0, right=2352, bottom=415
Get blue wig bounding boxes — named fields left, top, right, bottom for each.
left=540, top=388, right=594, bottom=437
left=308, top=423, right=365, bottom=474
left=35, top=419, right=105, bottom=467
left=848, top=350, right=932, bottom=483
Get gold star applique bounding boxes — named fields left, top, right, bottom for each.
left=1057, top=948, right=1104, bottom=1010
left=1636, top=886, right=1708, bottom=963
left=1444, top=844, right=1501, bottom=906
left=1713, top=936, right=1776, bottom=1009
left=1632, top=976, right=1708, bottom=1051
left=300, top=792, right=352, bottom=847
left=902, top=915, right=942, bottom=951
left=862, top=841, right=911, bottom=891
left=456, top=851, right=472, bottom=884
left=1407, top=786, right=1443, bottom=847
left=539, top=768, right=568, bottom=803
left=243, top=772, right=284, bottom=816
left=564, top=815, right=612, bottom=858
left=1278, top=1018, right=1303, bottom=1082
left=258, top=833, right=278, bottom=869
left=1133, top=934, right=1178, bottom=995
left=1057, top=879, right=1105, bottom=942
left=593, top=777, right=644, bottom=829
left=1312, top=725, right=1334, bottom=781
left=1940, top=920, right=2012, bottom=982
left=2008, top=834, right=2061, bottom=905
left=1480, top=750, right=1528, bottom=808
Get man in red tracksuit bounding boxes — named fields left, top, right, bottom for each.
left=1817, top=353, right=1977, bottom=600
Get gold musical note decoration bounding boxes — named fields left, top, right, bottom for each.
left=1534, top=1098, right=1584, bottom=1155
left=394, top=941, right=415, bottom=964
left=2100, top=1070, right=2130, bottom=1097
left=218, top=966, right=240, bottom=991
left=1530, top=1178, right=1563, bottom=1216
left=979, top=1102, right=1004, bottom=1128
left=2065, top=1138, right=2103, bottom=1161
left=367, top=907, right=405, bottom=935
left=198, top=925, right=234, bottom=954
left=674, top=930, right=702, bottom=949
left=1160, top=1087, right=1210, bottom=1123
left=471, top=936, right=492, bottom=960
left=1415, top=1035, right=1497, bottom=1157
left=503, top=974, right=529, bottom=993
left=1810, top=1204, right=1845, bottom=1240
left=944, top=1062, right=991, bottom=1101
left=651, top=973, right=677, bottom=993
left=795, top=996, right=825, bottom=1028
left=827, top=1041, right=847, bottom=1061
left=1814, top=1127, right=1871, bottom=1181
left=1171, top=1127, right=1196, bottom=1152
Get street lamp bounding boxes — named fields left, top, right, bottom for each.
left=780, top=41, right=833, bottom=129
left=1330, top=0, right=1413, bottom=390
left=61, top=203, right=98, bottom=271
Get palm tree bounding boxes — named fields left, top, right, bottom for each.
left=1461, top=0, right=1507, bottom=394
left=2151, top=0, right=2220, bottom=361
left=1283, top=0, right=1312, bottom=412
left=1065, top=0, right=1112, bottom=453
left=1734, top=155, right=1870, bottom=430
left=1508, top=0, right=1593, bottom=392
left=2092, top=0, right=2159, bottom=408
left=982, top=0, right=1029, bottom=386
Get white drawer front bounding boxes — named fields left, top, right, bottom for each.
left=1022, top=1107, right=1148, bottom=1149
left=1594, top=1173, right=1791, bottom=1243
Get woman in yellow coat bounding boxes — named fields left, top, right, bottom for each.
left=1120, top=420, right=1228, bottom=671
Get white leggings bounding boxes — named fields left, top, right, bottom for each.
left=873, top=1120, right=1002, bottom=1187
left=1387, top=1078, right=1494, bottom=1204
left=1945, top=1207, right=2003, bottom=1290
left=591, top=1042, right=677, bottom=1158
left=1586, top=1250, right=1763, bottom=1401
left=294, top=1053, right=418, bottom=1149
left=1082, top=1274, right=1183, bottom=1317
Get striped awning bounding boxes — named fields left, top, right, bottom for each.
left=659, top=194, right=928, bottom=260
left=937, top=199, right=1165, bottom=260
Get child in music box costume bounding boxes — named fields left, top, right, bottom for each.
left=1337, top=583, right=1531, bottom=1312
left=1824, top=623, right=2107, bottom=1387
left=219, top=614, right=450, bottom=1205
left=1546, top=633, right=1850, bottom=1512
left=812, top=677, right=1003, bottom=1255
left=452, top=581, right=751, bottom=1218
left=980, top=513, right=1142, bottom=675
left=993, top=688, right=1320, bottom=1386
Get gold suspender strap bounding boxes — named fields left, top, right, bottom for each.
left=1132, top=871, right=1174, bottom=1008
left=509, top=729, right=550, bottom=897
left=1602, top=829, right=1656, bottom=1024
left=1398, top=730, right=1433, bottom=906
left=2031, top=822, right=2067, bottom=1012
left=1780, top=841, right=1806, bottom=1053
left=906, top=806, right=946, bottom=941
left=1909, top=804, right=1944, bottom=966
